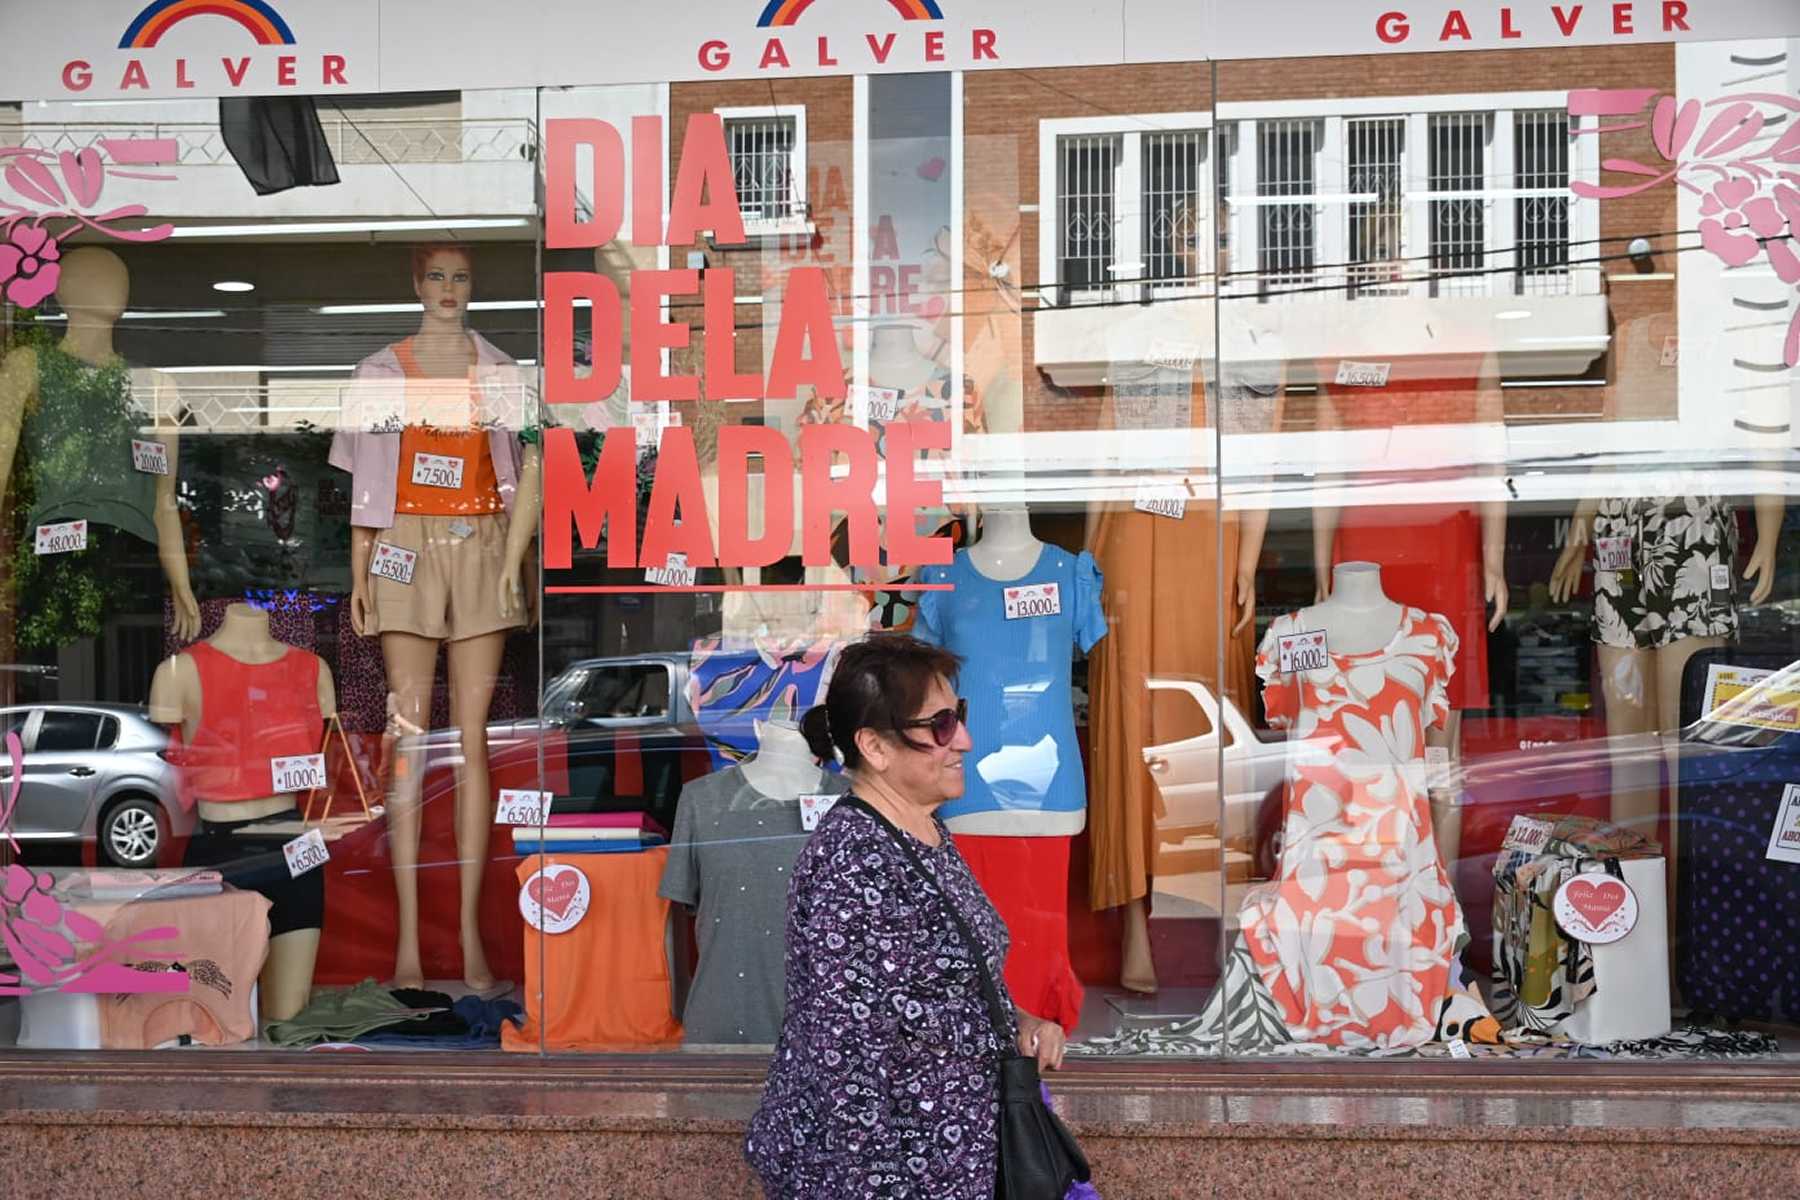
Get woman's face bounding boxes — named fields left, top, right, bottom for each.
left=415, top=251, right=473, bottom=325
left=867, top=674, right=973, bottom=810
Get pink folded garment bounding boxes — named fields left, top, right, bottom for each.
left=511, top=825, right=660, bottom=844
left=545, top=812, right=668, bottom=837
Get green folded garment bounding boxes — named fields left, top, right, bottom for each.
left=263, top=978, right=444, bottom=1047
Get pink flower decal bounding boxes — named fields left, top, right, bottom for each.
left=1698, top=176, right=1766, bottom=267
left=0, top=223, right=61, bottom=307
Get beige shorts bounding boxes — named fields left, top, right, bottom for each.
left=369, top=512, right=522, bottom=643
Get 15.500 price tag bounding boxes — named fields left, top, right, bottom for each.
left=271, top=753, right=328, bottom=794
left=370, top=542, right=418, bottom=585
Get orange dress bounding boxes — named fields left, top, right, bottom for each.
left=393, top=337, right=502, bottom=517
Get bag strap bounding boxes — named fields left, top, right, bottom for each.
left=839, top=796, right=1015, bottom=1051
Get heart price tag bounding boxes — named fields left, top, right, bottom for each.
left=34, top=520, right=87, bottom=556
left=1334, top=360, right=1391, bottom=388
left=1133, top=478, right=1187, bottom=521
left=645, top=552, right=698, bottom=588
left=1594, top=536, right=1633, bottom=573
left=370, top=541, right=418, bottom=585
left=520, top=862, right=590, bottom=934
left=1765, top=784, right=1800, bottom=865
left=283, top=828, right=330, bottom=879
left=130, top=439, right=169, bottom=475
left=271, top=753, right=328, bottom=795
left=799, top=792, right=841, bottom=832
left=1553, top=872, right=1639, bottom=944
left=411, top=451, right=465, bottom=490
left=1501, top=815, right=1555, bottom=855
left=861, top=386, right=903, bottom=424
left=495, top=789, right=555, bottom=827
left=1276, top=630, right=1329, bottom=674
left=1002, top=582, right=1061, bottom=620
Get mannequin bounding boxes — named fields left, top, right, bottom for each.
left=1304, top=561, right=1405, bottom=653
left=1311, top=351, right=1508, bottom=868
left=148, top=601, right=337, bottom=1021
left=659, top=718, right=848, bottom=1044
left=916, top=506, right=1107, bottom=1031
left=0, top=246, right=200, bottom=639
left=331, top=243, right=542, bottom=990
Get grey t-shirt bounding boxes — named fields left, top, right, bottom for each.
left=658, top=764, right=851, bottom=1045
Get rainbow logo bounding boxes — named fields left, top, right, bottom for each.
left=757, top=0, right=944, bottom=28
left=119, top=0, right=296, bottom=49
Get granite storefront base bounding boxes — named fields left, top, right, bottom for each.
left=5, top=1056, right=1800, bottom=1198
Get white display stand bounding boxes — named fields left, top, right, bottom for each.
left=1555, top=856, right=1672, bottom=1044
left=17, top=983, right=260, bottom=1050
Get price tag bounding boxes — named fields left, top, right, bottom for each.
left=1553, top=871, right=1640, bottom=945
left=1146, top=339, right=1200, bottom=372
left=1334, top=360, right=1391, bottom=388
left=271, top=753, right=328, bottom=794
left=1594, top=535, right=1634, bottom=573
left=1660, top=335, right=1679, bottom=367
left=370, top=541, right=418, bottom=585
left=644, top=552, right=698, bottom=588
left=34, top=520, right=87, bottom=556
left=862, top=386, right=902, bottom=424
left=1701, top=664, right=1800, bottom=733
left=1133, top=478, right=1187, bottom=521
left=1002, top=581, right=1062, bottom=620
left=1424, top=745, right=1453, bottom=790
left=1446, top=1038, right=1472, bottom=1060
left=1276, top=630, right=1329, bottom=674
left=282, top=828, right=330, bottom=878
left=130, top=439, right=169, bottom=475
left=1501, top=815, right=1555, bottom=855
left=495, top=789, right=555, bottom=827
left=410, top=451, right=465, bottom=490
left=447, top=519, right=475, bottom=541
left=799, top=792, right=841, bottom=832
left=1766, top=784, right=1800, bottom=865
left=1711, top=563, right=1732, bottom=592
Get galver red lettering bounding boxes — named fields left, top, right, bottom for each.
left=1376, top=12, right=1410, bottom=42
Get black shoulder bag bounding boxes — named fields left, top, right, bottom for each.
left=846, top=798, right=1090, bottom=1200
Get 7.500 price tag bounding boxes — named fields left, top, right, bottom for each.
left=495, top=789, right=555, bottom=826
left=410, top=451, right=465, bottom=490
left=271, top=753, right=328, bottom=795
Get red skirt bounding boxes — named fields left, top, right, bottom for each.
left=953, top=833, right=1085, bottom=1033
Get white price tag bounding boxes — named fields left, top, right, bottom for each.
left=1501, top=815, right=1555, bottom=855
left=282, top=828, right=329, bottom=878
left=270, top=753, right=327, bottom=794
left=1595, top=536, right=1633, bottom=573
left=1334, top=360, right=1391, bottom=388
left=130, top=439, right=169, bottom=475
left=34, top=520, right=87, bottom=556
left=862, top=386, right=902, bottom=424
left=1133, top=479, right=1187, bottom=521
left=1766, top=784, right=1800, bottom=865
left=1446, top=1038, right=1472, bottom=1060
left=644, top=552, right=698, bottom=588
left=1711, top=563, right=1732, bottom=592
left=1276, top=630, right=1329, bottom=674
left=447, top=519, right=475, bottom=541
left=1002, top=581, right=1062, bottom=621
left=495, top=789, right=555, bottom=827
left=799, top=792, right=841, bottom=832
left=370, top=541, right=418, bottom=585
left=1146, top=339, right=1200, bottom=372
left=1424, top=745, right=1453, bottom=791
left=410, top=451, right=465, bottom=490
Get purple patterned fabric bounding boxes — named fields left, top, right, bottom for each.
left=746, top=799, right=1015, bottom=1199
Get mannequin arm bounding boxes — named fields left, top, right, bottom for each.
left=1311, top=386, right=1341, bottom=601
left=1548, top=495, right=1602, bottom=604
left=0, top=346, right=37, bottom=508
left=1481, top=499, right=1508, bottom=632
left=500, top=443, right=542, bottom=628
left=1745, top=492, right=1785, bottom=605
left=315, top=659, right=338, bottom=721
left=349, top=526, right=377, bottom=636
left=1234, top=364, right=1288, bottom=633
left=154, top=430, right=200, bottom=642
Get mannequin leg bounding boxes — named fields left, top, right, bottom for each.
left=447, top=630, right=507, bottom=990
left=1427, top=710, right=1463, bottom=871
left=1596, top=645, right=1661, bottom=835
left=382, top=631, right=442, bottom=989
left=1652, top=635, right=1724, bottom=952
left=259, top=929, right=323, bottom=1022
left=1120, top=897, right=1155, bottom=995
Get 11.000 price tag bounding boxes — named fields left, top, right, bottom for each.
left=271, top=753, right=328, bottom=795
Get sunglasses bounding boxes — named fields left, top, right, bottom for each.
left=893, top=698, right=968, bottom=749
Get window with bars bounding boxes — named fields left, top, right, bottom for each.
left=719, top=110, right=805, bottom=227
left=1515, top=109, right=1572, bottom=294
left=1347, top=117, right=1405, bottom=297
left=1428, top=112, right=1490, bottom=296
left=1054, top=125, right=1212, bottom=303
left=1257, top=118, right=1318, bottom=293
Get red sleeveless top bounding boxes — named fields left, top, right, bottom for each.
left=173, top=641, right=324, bottom=804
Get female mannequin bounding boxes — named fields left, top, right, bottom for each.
left=0, top=246, right=200, bottom=639
left=965, top=504, right=1038, bottom=581
left=331, top=244, right=541, bottom=990
left=1305, top=561, right=1406, bottom=651
left=148, top=601, right=337, bottom=1020
left=738, top=718, right=825, bottom=800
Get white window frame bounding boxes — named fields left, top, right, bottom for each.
left=713, top=103, right=810, bottom=238
left=1036, top=112, right=1216, bottom=310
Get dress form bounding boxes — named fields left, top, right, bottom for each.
left=740, top=719, right=825, bottom=800
left=147, top=602, right=336, bottom=1021
left=1299, top=562, right=1405, bottom=652
left=967, top=505, right=1043, bottom=582
left=0, top=246, right=200, bottom=640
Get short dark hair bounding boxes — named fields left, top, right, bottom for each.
left=800, top=635, right=962, bottom=769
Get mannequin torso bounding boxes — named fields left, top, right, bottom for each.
left=739, top=719, right=825, bottom=800
left=966, top=506, right=1043, bottom=583
left=1298, top=562, right=1406, bottom=655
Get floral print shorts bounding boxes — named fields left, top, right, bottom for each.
left=1591, top=495, right=1739, bottom=650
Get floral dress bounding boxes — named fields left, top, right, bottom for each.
left=1591, top=495, right=1739, bottom=649
left=745, top=800, right=1015, bottom=1199
left=1239, top=608, right=1468, bottom=1049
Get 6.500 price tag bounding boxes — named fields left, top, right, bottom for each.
left=495, top=789, right=555, bottom=827
left=271, top=753, right=328, bottom=795
left=283, top=828, right=330, bottom=878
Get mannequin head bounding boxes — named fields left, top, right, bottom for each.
left=412, top=243, right=473, bottom=331
left=54, top=246, right=129, bottom=327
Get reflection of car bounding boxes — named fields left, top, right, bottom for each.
left=0, top=704, right=186, bottom=868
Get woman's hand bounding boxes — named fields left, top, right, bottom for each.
left=350, top=581, right=372, bottom=637
left=1016, top=1011, right=1066, bottom=1071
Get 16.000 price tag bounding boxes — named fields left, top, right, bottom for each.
left=271, top=753, right=328, bottom=794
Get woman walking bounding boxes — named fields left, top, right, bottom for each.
left=745, top=635, right=1067, bottom=1199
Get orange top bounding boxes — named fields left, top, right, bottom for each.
left=393, top=338, right=502, bottom=516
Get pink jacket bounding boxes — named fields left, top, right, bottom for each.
left=328, top=332, right=528, bottom=529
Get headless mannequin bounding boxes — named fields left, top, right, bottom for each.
left=0, top=246, right=200, bottom=641
left=348, top=247, right=542, bottom=991
left=967, top=504, right=1042, bottom=583
left=739, top=718, right=825, bottom=800
left=148, top=602, right=336, bottom=1021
